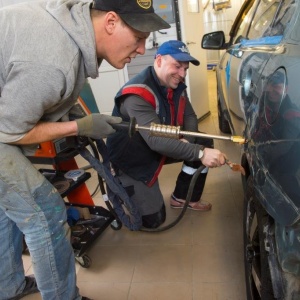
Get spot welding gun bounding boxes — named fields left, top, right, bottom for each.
left=112, top=117, right=246, bottom=144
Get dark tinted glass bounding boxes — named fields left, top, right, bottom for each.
left=248, top=0, right=280, bottom=39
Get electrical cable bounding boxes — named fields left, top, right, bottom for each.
left=139, top=165, right=206, bottom=232
left=90, top=183, right=100, bottom=197
left=86, top=138, right=121, bottom=224
left=81, top=138, right=199, bottom=232
left=93, top=138, right=142, bottom=230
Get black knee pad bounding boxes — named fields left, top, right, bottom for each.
left=142, top=204, right=166, bottom=229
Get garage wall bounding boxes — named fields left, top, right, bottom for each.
left=203, top=0, right=244, bottom=65
left=0, top=0, right=26, bottom=7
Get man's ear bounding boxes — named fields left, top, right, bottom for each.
left=104, top=11, right=118, bottom=34
left=156, top=55, right=163, bottom=67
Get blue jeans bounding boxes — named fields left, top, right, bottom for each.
left=0, top=143, right=81, bottom=300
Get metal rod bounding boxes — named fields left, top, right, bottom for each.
left=177, top=130, right=233, bottom=141
left=136, top=123, right=246, bottom=144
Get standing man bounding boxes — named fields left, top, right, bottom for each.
left=107, top=40, right=226, bottom=229
left=0, top=0, right=170, bottom=299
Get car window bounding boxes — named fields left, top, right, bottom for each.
left=234, top=1, right=258, bottom=43
left=265, top=0, right=297, bottom=36
left=248, top=0, right=280, bottom=39
left=238, top=0, right=297, bottom=41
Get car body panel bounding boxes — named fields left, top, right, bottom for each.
left=204, top=0, right=300, bottom=226
left=202, top=0, right=300, bottom=296
left=244, top=51, right=300, bottom=226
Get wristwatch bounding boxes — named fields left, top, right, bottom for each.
left=198, top=146, right=205, bottom=159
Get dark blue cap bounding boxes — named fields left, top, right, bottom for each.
left=93, top=0, right=170, bottom=33
left=155, top=40, right=200, bottom=66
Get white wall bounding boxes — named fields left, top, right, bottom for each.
left=145, top=23, right=178, bottom=50
left=203, top=0, right=244, bottom=64
left=178, top=0, right=210, bottom=119
left=88, top=62, right=128, bottom=115
left=203, top=0, right=244, bottom=35
left=0, top=0, right=28, bottom=7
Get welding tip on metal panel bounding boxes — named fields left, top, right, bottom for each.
left=231, top=136, right=247, bottom=144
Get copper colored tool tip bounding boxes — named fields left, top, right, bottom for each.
left=225, top=159, right=246, bottom=176
left=231, top=136, right=247, bottom=144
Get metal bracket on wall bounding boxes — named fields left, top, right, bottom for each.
left=173, top=0, right=182, bottom=41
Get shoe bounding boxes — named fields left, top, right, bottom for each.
left=9, top=275, right=39, bottom=300
left=170, top=194, right=212, bottom=211
left=82, top=297, right=93, bottom=300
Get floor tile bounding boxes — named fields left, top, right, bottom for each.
left=132, top=245, right=193, bottom=283
left=192, top=244, right=244, bottom=283
left=193, top=282, right=246, bottom=300
left=129, top=282, right=193, bottom=300
left=78, top=282, right=130, bottom=300
left=76, top=245, right=138, bottom=283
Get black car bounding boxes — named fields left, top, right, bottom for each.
left=202, top=0, right=300, bottom=299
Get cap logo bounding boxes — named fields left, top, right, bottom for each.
left=137, top=0, right=151, bottom=9
left=179, top=46, right=190, bottom=54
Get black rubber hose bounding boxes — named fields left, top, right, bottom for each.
left=86, top=138, right=120, bottom=222
left=84, top=137, right=206, bottom=233
left=140, top=165, right=206, bottom=232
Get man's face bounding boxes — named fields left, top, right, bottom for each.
left=265, top=82, right=285, bottom=103
left=156, top=55, right=189, bottom=89
left=95, top=13, right=150, bottom=69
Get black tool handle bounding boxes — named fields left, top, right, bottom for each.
left=111, top=117, right=137, bottom=138
left=112, top=122, right=130, bottom=130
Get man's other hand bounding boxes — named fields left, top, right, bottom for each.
left=76, top=114, right=122, bottom=139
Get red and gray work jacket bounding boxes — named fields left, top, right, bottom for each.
left=106, top=66, right=187, bottom=186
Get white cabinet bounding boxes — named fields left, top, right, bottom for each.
left=88, top=61, right=128, bottom=115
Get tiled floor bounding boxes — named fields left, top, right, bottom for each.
left=23, top=71, right=247, bottom=299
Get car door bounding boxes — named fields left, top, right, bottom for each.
left=244, top=0, right=300, bottom=226
left=220, top=0, right=281, bottom=136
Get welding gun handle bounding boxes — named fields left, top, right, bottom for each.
left=111, top=117, right=137, bottom=137
left=111, top=121, right=130, bottom=130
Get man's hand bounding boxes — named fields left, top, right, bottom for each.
left=200, top=148, right=227, bottom=168
left=180, top=138, right=189, bottom=143
left=76, top=114, right=122, bottom=139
